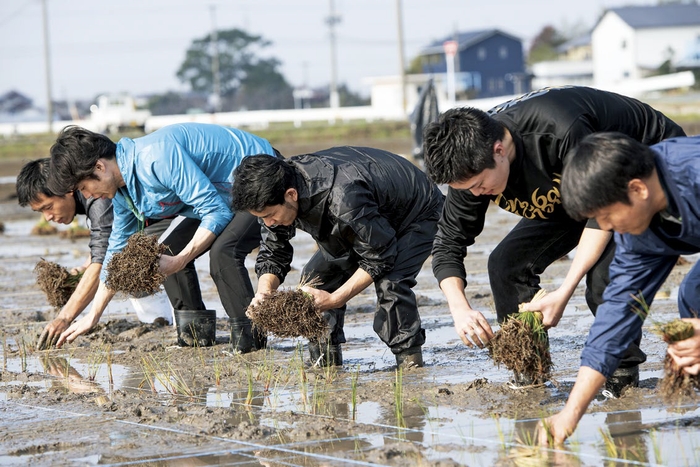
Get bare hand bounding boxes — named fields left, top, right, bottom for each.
left=56, top=313, right=101, bottom=348
left=536, top=412, right=575, bottom=446
left=37, top=317, right=71, bottom=350
left=300, top=286, right=338, bottom=312
left=249, top=291, right=270, bottom=310
left=667, top=319, right=700, bottom=374
left=519, top=288, right=569, bottom=329
left=158, top=254, right=186, bottom=276
left=69, top=266, right=87, bottom=276
left=452, top=308, right=494, bottom=348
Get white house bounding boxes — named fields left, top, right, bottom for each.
left=592, top=4, right=700, bottom=86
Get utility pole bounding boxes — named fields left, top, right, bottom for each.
left=326, top=0, right=341, bottom=108
left=210, top=5, right=221, bottom=113
left=41, top=0, right=54, bottom=132
left=395, top=0, right=407, bottom=116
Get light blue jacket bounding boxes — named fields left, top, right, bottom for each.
left=101, top=123, right=274, bottom=281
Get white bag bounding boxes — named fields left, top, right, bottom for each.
left=129, top=291, right=174, bottom=324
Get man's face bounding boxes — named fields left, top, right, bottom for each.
left=250, top=189, right=299, bottom=228
left=449, top=157, right=510, bottom=196
left=251, top=202, right=299, bottom=228
left=592, top=200, right=655, bottom=235
left=591, top=178, right=661, bottom=235
left=30, top=193, right=77, bottom=225
left=77, top=171, right=118, bottom=200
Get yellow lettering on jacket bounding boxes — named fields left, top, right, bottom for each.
left=493, top=174, right=561, bottom=219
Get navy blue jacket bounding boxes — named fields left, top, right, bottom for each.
left=582, top=136, right=700, bottom=377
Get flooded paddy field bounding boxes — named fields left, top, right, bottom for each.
left=1, top=199, right=699, bottom=466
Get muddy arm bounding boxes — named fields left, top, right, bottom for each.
left=538, top=366, right=606, bottom=445
left=440, top=276, right=493, bottom=348
left=301, top=268, right=373, bottom=312
left=158, top=227, right=215, bottom=276
left=521, top=228, right=612, bottom=328
left=56, top=281, right=116, bottom=347
left=39, top=262, right=102, bottom=349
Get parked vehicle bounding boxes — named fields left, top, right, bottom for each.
left=90, top=94, right=151, bottom=134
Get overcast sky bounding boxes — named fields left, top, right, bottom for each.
left=0, top=0, right=656, bottom=106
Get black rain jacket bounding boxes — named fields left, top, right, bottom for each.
left=255, top=146, right=445, bottom=283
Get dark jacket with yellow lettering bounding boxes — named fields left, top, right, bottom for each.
left=432, top=86, right=685, bottom=285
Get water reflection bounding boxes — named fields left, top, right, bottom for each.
left=601, top=411, right=649, bottom=465
left=40, top=356, right=102, bottom=394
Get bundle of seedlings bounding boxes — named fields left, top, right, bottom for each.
left=246, top=277, right=327, bottom=339
left=30, top=217, right=57, bottom=236
left=105, top=232, right=167, bottom=296
left=488, top=289, right=552, bottom=385
left=34, top=259, right=84, bottom=308
left=59, top=219, right=91, bottom=239
left=655, top=319, right=699, bottom=400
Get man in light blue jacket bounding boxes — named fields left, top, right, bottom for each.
left=46, top=123, right=278, bottom=352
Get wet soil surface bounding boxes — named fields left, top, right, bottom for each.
left=1, top=163, right=699, bottom=465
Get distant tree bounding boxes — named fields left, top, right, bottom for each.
left=176, top=28, right=293, bottom=110
left=527, top=26, right=568, bottom=64
left=147, top=91, right=209, bottom=116
left=338, top=84, right=370, bottom=107
left=305, top=83, right=369, bottom=108
left=230, top=59, right=294, bottom=110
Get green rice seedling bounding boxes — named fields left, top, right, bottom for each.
left=213, top=352, right=222, bottom=386
left=258, top=346, right=277, bottom=393
left=139, top=355, right=158, bottom=392
left=245, top=364, right=255, bottom=406
left=86, top=344, right=107, bottom=382
left=2, top=330, right=7, bottom=372
left=309, top=373, right=323, bottom=415
left=140, top=354, right=194, bottom=397
left=165, top=362, right=195, bottom=397
left=394, top=367, right=405, bottom=428
left=106, top=344, right=113, bottom=388
left=492, top=414, right=506, bottom=450
left=488, top=289, right=552, bottom=384
left=19, top=336, right=27, bottom=373
left=294, top=343, right=309, bottom=409
left=351, top=364, right=360, bottom=421
left=598, top=427, right=618, bottom=459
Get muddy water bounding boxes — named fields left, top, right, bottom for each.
left=1, top=205, right=699, bottom=466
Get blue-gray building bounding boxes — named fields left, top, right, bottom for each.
left=418, top=29, right=526, bottom=98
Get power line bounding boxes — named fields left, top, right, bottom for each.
left=0, top=0, right=34, bottom=27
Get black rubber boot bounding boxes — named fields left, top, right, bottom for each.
left=308, top=339, right=343, bottom=367
left=229, top=317, right=267, bottom=354
left=603, top=365, right=639, bottom=398
left=395, top=346, right=424, bottom=369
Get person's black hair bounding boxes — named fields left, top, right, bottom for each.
left=422, top=107, right=505, bottom=184
left=231, top=154, right=298, bottom=212
left=47, top=125, right=116, bottom=195
left=562, top=132, right=657, bottom=221
left=16, top=158, right=61, bottom=207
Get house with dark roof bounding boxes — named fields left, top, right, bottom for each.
left=592, top=3, right=700, bottom=85
left=416, top=29, right=525, bottom=99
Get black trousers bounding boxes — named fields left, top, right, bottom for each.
left=487, top=217, right=646, bottom=368
left=145, top=212, right=262, bottom=319
left=302, top=217, right=436, bottom=355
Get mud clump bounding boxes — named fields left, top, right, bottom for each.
left=34, top=259, right=83, bottom=308
left=59, top=220, right=90, bottom=239
left=657, top=319, right=700, bottom=400
left=488, top=310, right=552, bottom=385
left=247, top=288, right=327, bottom=339
left=31, top=218, right=57, bottom=236
left=105, top=232, right=167, bottom=297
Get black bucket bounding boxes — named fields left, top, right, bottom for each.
left=173, top=309, right=217, bottom=347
